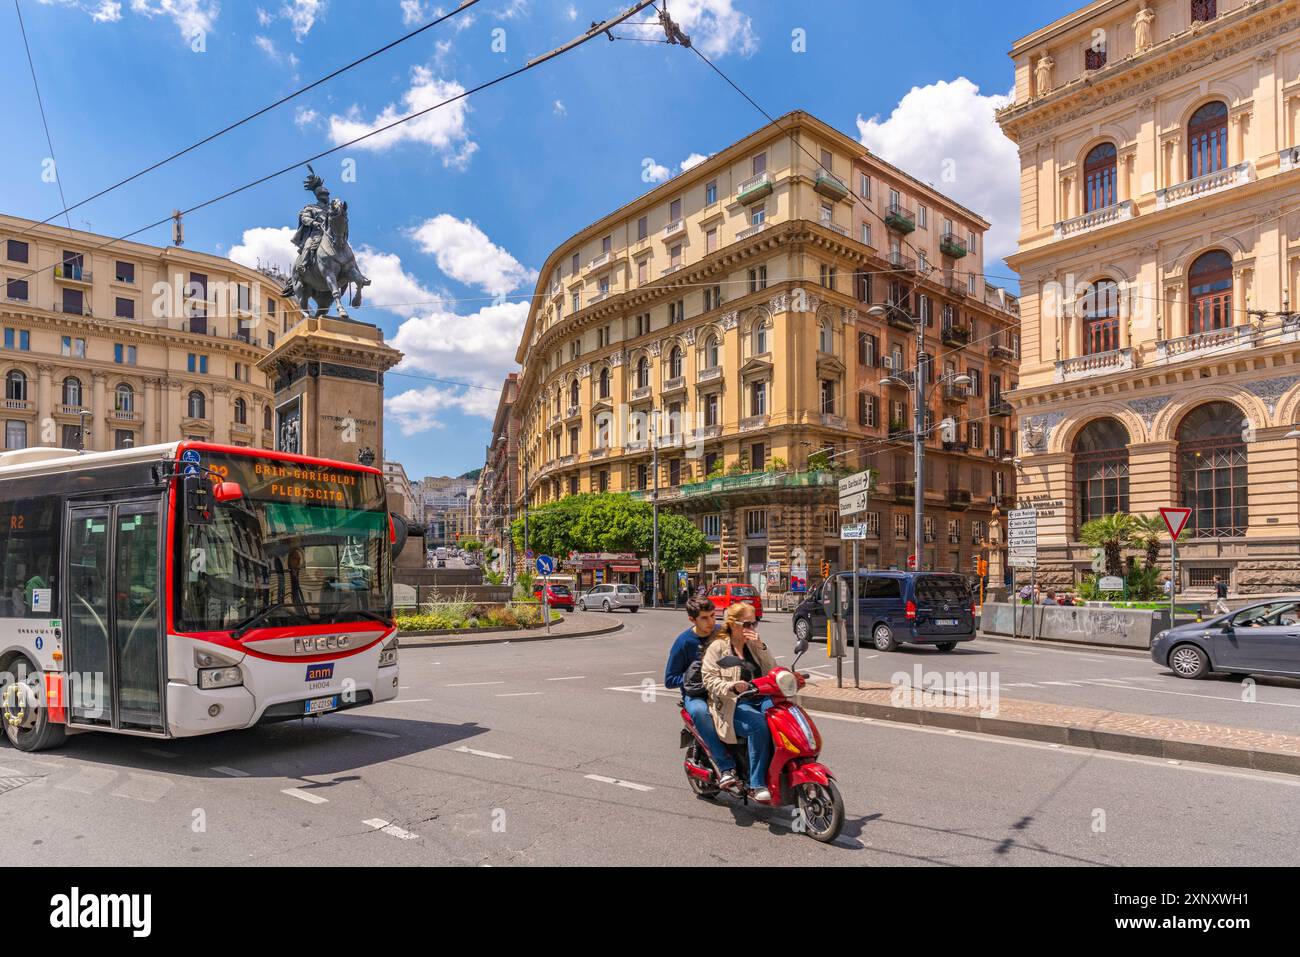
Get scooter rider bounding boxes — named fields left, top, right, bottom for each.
left=665, top=597, right=739, bottom=790
left=702, top=602, right=777, bottom=801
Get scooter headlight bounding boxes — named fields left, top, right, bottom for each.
left=775, top=670, right=799, bottom=698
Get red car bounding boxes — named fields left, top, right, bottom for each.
left=708, top=582, right=764, bottom=620
left=534, top=580, right=575, bottom=611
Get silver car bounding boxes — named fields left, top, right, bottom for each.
left=579, top=583, right=643, bottom=613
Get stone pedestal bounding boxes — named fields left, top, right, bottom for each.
left=257, top=316, right=402, bottom=465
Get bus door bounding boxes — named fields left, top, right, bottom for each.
left=64, top=500, right=164, bottom=734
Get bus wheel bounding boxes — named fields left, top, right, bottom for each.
left=2, top=660, right=67, bottom=752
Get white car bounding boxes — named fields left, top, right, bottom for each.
left=578, top=583, right=643, bottom=613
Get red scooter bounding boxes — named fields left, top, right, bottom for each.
left=680, top=637, right=844, bottom=842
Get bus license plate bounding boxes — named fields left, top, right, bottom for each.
left=305, top=695, right=339, bottom=716
left=936, top=619, right=958, bottom=627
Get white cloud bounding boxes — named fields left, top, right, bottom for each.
left=281, top=0, right=324, bottom=40
left=256, top=5, right=272, bottom=25
left=385, top=382, right=501, bottom=435
left=252, top=33, right=298, bottom=68
left=680, top=152, right=710, bottom=171
left=564, top=3, right=576, bottom=20
left=328, top=66, right=476, bottom=169
left=643, top=160, right=671, bottom=183
left=294, top=106, right=319, bottom=127
left=630, top=0, right=756, bottom=58
left=229, top=225, right=297, bottom=275
left=856, top=77, right=1019, bottom=262
left=354, top=246, right=440, bottom=311
left=91, top=1, right=122, bottom=21
left=408, top=214, right=537, bottom=297
left=128, top=0, right=220, bottom=39
left=495, top=0, right=525, bottom=19
left=399, top=0, right=422, bottom=25
left=553, top=99, right=566, bottom=116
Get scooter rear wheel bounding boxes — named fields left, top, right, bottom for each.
left=797, top=779, right=844, bottom=843
left=685, top=744, right=720, bottom=798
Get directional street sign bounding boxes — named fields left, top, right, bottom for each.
left=535, top=554, right=556, bottom=576
left=838, top=469, right=873, bottom=517
left=840, top=523, right=869, bottom=541
left=1160, top=506, right=1192, bottom=540
left=1007, top=508, right=1038, bottom=569
left=181, top=448, right=201, bottom=477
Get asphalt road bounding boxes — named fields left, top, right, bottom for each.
left=3, top=610, right=1298, bottom=866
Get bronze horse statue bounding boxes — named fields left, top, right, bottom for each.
left=284, top=166, right=371, bottom=320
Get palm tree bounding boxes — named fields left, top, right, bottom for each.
left=1079, top=513, right=1136, bottom=577
left=1131, top=514, right=1165, bottom=571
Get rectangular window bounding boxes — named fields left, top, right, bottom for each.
left=750, top=381, right=767, bottom=416
left=745, top=509, right=768, bottom=537
left=637, top=216, right=648, bottom=241
left=637, top=259, right=648, bottom=285
left=705, top=180, right=717, bottom=205
left=706, top=227, right=717, bottom=253
left=858, top=332, right=877, bottom=366
left=748, top=265, right=767, bottom=293
left=859, top=173, right=871, bottom=200
left=668, top=458, right=681, bottom=487
left=860, top=223, right=872, bottom=247
left=6, top=240, right=29, bottom=263
left=670, top=244, right=682, bottom=267
left=114, top=429, right=135, bottom=450
left=704, top=392, right=719, bottom=427
left=702, top=514, right=721, bottom=538
left=751, top=442, right=766, bottom=471
left=115, top=297, right=135, bottom=320
left=669, top=198, right=682, bottom=222
left=572, top=292, right=580, bottom=313
left=601, top=235, right=612, bottom=254
left=5, top=279, right=28, bottom=301
left=752, top=153, right=766, bottom=176
left=894, top=514, right=910, bottom=541
left=571, top=253, right=580, bottom=273
left=5, top=420, right=28, bottom=450
left=669, top=300, right=684, bottom=324
left=751, top=205, right=766, bottom=226
left=917, top=204, right=928, bottom=229
left=703, top=285, right=722, bottom=311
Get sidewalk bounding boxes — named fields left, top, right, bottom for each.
left=400, top=610, right=625, bottom=648
left=797, top=678, right=1300, bottom=776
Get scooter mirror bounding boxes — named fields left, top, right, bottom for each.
left=793, top=637, right=809, bottom=656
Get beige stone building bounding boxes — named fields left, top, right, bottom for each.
left=0, top=213, right=296, bottom=453
left=998, top=0, right=1300, bottom=593
left=514, top=112, right=1020, bottom=596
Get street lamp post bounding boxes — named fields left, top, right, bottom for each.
left=650, top=407, right=660, bottom=609
left=868, top=305, right=970, bottom=573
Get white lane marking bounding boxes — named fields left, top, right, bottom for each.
left=142, top=748, right=179, bottom=758
left=282, top=787, right=328, bottom=805
left=110, top=773, right=172, bottom=802
left=211, top=766, right=249, bottom=778
left=1002, top=649, right=1039, bottom=656
left=621, top=671, right=654, bottom=676
left=1077, top=681, right=1300, bottom=709
left=584, top=774, right=654, bottom=792
left=1003, top=682, right=1040, bottom=688
left=1040, top=681, right=1085, bottom=687
left=381, top=698, right=432, bottom=704
left=454, top=746, right=514, bottom=760
left=351, top=729, right=400, bottom=739
left=363, top=818, right=420, bottom=840
left=546, top=675, right=586, bottom=681
left=807, top=710, right=1300, bottom=788
left=445, top=681, right=505, bottom=687
left=495, top=692, right=542, bottom=697
left=606, top=683, right=674, bottom=697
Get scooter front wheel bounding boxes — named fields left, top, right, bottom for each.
left=797, top=779, right=844, bottom=843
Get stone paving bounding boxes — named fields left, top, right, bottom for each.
left=798, top=678, right=1300, bottom=775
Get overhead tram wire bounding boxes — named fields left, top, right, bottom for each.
left=5, top=0, right=661, bottom=287
left=16, top=0, right=484, bottom=235
left=13, top=0, right=72, bottom=229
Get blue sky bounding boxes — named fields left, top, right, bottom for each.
left=2, top=0, right=1078, bottom=479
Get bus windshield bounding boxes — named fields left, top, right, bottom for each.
left=177, top=452, right=391, bottom=633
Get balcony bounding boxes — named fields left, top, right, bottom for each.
left=1155, top=325, right=1256, bottom=364
left=1054, top=347, right=1137, bottom=383
left=820, top=219, right=849, bottom=236
left=662, top=219, right=686, bottom=241
left=940, top=233, right=968, bottom=258
left=736, top=171, right=773, bottom=204
left=697, top=365, right=723, bottom=384
left=2, top=398, right=33, bottom=413
left=990, top=342, right=1018, bottom=362
left=886, top=251, right=916, bottom=273
left=662, top=376, right=687, bottom=395
left=740, top=414, right=769, bottom=432
left=109, top=409, right=142, bottom=425
left=54, top=301, right=92, bottom=317
left=565, top=404, right=581, bottom=420
left=631, top=385, right=653, bottom=402
left=1280, top=147, right=1300, bottom=172
left=588, top=251, right=611, bottom=270
left=53, top=263, right=92, bottom=285
left=888, top=423, right=913, bottom=441
left=942, top=440, right=969, bottom=453
left=1053, top=199, right=1135, bottom=240
left=819, top=413, right=846, bottom=430
left=57, top=403, right=88, bottom=417
left=814, top=171, right=849, bottom=201
left=661, top=263, right=686, bottom=277
left=230, top=422, right=252, bottom=437
left=940, top=323, right=971, bottom=347
left=947, top=488, right=973, bottom=511
left=942, top=272, right=967, bottom=298
left=942, top=384, right=967, bottom=405
left=1155, top=162, right=1253, bottom=211
left=885, top=308, right=915, bottom=331
left=884, top=203, right=915, bottom=234
left=891, top=481, right=916, bottom=503
left=632, top=469, right=836, bottom=504
left=736, top=222, right=769, bottom=241
left=988, top=399, right=1013, bottom=418
left=625, top=439, right=649, bottom=452
left=692, top=424, right=722, bottom=442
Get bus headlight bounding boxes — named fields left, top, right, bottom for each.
left=198, top=666, right=243, bottom=690
left=378, top=638, right=399, bottom=668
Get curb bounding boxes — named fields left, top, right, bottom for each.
left=795, top=687, right=1300, bottom=777
left=976, top=632, right=1149, bottom=658
left=398, top=618, right=625, bottom=648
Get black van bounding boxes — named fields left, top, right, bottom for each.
left=792, top=571, right=976, bottom=652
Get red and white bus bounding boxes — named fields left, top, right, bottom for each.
left=0, top=441, right=400, bottom=751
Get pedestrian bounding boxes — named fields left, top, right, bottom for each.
left=1042, top=591, right=1058, bottom=606
left=1161, top=574, right=1173, bottom=599
left=1213, top=575, right=1230, bottom=615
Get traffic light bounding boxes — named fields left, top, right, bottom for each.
left=976, top=557, right=989, bottom=577
left=820, top=560, right=830, bottom=579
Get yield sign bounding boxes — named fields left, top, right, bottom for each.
left=1159, top=506, right=1192, bottom=540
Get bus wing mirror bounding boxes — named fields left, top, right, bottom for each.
left=213, top=482, right=243, bottom=503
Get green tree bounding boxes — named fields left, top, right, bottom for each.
left=510, top=493, right=709, bottom=571
left=1131, top=514, right=1166, bottom=571
left=1078, top=513, right=1136, bottom=578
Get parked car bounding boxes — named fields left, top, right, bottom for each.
left=534, top=579, right=575, bottom=611
left=1151, top=599, right=1300, bottom=680
left=791, top=571, right=976, bottom=652
left=707, top=582, right=764, bottom=620
left=578, top=583, right=643, bottom=613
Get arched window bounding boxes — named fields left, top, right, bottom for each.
left=188, top=390, right=206, bottom=419
left=598, top=367, right=610, bottom=399
left=1187, top=101, right=1228, bottom=178
left=704, top=334, right=720, bottom=369
left=1083, top=143, right=1117, bottom=212
left=1178, top=401, right=1247, bottom=538
left=753, top=320, right=769, bottom=355
left=234, top=397, right=247, bottom=425
left=819, top=320, right=832, bottom=354
left=263, top=405, right=272, bottom=430
left=569, top=379, right=579, bottom=408
left=1081, top=279, right=1121, bottom=354
left=1073, top=418, right=1130, bottom=532
left=5, top=370, right=27, bottom=402
left=553, top=389, right=560, bottom=415
left=636, top=356, right=650, bottom=389
left=115, top=383, right=134, bottom=413
left=62, top=376, right=82, bottom=407
left=1191, top=0, right=1217, bottom=24
left=668, top=346, right=683, bottom=379
left=1188, top=250, right=1232, bottom=334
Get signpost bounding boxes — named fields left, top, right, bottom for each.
left=837, top=470, right=874, bottom=689
left=1008, top=508, right=1038, bottom=640
left=536, top=554, right=556, bottom=635
left=1159, top=507, right=1192, bottom=622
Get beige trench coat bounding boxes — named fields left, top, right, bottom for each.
left=701, top=636, right=776, bottom=744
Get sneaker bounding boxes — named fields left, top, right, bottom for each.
left=751, top=787, right=772, bottom=802
left=717, top=771, right=739, bottom=790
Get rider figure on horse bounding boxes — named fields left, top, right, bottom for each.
left=284, top=165, right=371, bottom=319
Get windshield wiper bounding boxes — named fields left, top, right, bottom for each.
left=232, top=602, right=292, bottom=639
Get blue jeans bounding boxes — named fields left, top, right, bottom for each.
left=684, top=696, right=734, bottom=773
left=733, top=697, right=774, bottom=789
